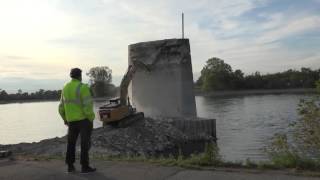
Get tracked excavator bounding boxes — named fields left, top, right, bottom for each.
left=98, top=62, right=149, bottom=127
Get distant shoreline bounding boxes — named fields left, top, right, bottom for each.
left=0, top=88, right=316, bottom=104
left=0, top=99, right=59, bottom=105
left=194, top=88, right=317, bottom=97
left=0, top=97, right=115, bottom=105
left=0, top=98, right=111, bottom=105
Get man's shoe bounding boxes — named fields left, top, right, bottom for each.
left=81, top=166, right=96, bottom=173
left=68, top=164, right=76, bottom=173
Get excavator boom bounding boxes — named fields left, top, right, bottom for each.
left=119, top=65, right=135, bottom=106
left=98, top=61, right=149, bottom=127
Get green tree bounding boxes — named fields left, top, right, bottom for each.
left=0, top=89, right=8, bottom=100
left=232, top=69, right=245, bottom=89
left=196, top=57, right=320, bottom=91
left=87, top=66, right=114, bottom=97
left=200, top=57, right=233, bottom=91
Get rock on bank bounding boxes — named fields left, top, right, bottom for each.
left=0, top=118, right=214, bottom=157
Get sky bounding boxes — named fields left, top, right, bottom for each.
left=0, top=0, right=320, bottom=93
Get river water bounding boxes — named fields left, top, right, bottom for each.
left=0, top=94, right=311, bottom=162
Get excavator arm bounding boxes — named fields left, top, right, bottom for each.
left=119, top=65, right=136, bottom=106
left=119, top=61, right=151, bottom=106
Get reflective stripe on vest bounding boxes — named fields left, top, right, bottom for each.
left=63, top=83, right=82, bottom=105
left=82, top=96, right=92, bottom=105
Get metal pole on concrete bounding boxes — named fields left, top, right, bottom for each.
left=182, top=12, right=184, bottom=39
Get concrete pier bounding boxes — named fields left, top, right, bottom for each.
left=128, top=39, right=216, bottom=143
left=128, top=39, right=197, bottom=118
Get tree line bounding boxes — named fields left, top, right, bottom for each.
left=196, top=57, right=320, bottom=91
left=0, top=66, right=117, bottom=102
left=2, top=59, right=319, bottom=102
left=0, top=89, right=61, bottom=102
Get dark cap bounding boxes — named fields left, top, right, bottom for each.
left=70, top=68, right=82, bottom=79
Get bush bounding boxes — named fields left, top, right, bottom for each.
left=267, top=80, right=320, bottom=169
left=267, top=134, right=300, bottom=168
left=184, top=143, right=221, bottom=166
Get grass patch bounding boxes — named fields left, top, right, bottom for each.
left=90, top=143, right=320, bottom=172
left=92, top=143, right=223, bottom=169
left=266, top=134, right=320, bottom=171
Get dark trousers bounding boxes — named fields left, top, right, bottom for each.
left=65, top=119, right=93, bottom=167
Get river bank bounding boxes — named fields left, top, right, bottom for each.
left=195, top=88, right=316, bottom=97
left=0, top=117, right=213, bottom=157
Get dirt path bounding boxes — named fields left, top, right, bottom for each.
left=0, top=158, right=318, bottom=180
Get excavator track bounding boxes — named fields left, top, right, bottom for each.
left=106, top=112, right=144, bottom=128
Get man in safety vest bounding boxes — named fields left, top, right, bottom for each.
left=58, top=68, right=96, bottom=173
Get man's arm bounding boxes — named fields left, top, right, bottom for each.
left=81, top=84, right=95, bottom=121
left=58, top=91, right=67, bottom=124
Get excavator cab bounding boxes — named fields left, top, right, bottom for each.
left=99, top=97, right=144, bottom=127
left=99, top=97, right=137, bottom=127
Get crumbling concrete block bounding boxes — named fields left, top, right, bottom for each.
left=128, top=39, right=197, bottom=118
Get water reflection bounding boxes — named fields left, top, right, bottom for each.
left=0, top=101, right=102, bottom=145
left=196, top=94, right=308, bottom=161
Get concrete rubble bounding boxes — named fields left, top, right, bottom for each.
left=0, top=117, right=214, bottom=157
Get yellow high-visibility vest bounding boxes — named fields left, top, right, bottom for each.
left=58, top=79, right=95, bottom=122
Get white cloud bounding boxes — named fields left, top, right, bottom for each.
left=0, top=0, right=319, bottom=91
left=294, top=53, right=320, bottom=68
left=257, top=15, right=320, bottom=43
left=259, top=13, right=285, bottom=30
